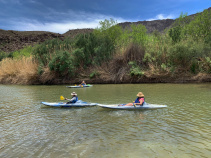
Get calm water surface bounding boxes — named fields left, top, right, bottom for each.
left=0, top=84, right=210, bottom=158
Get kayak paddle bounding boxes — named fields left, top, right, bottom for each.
left=60, top=96, right=65, bottom=100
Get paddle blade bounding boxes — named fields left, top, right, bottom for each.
left=60, top=96, right=65, bottom=100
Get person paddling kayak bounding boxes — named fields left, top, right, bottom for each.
left=65, top=92, right=78, bottom=104
left=119, top=92, right=145, bottom=106
left=79, top=80, right=86, bottom=86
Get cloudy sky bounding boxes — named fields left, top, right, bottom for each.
left=0, top=0, right=210, bottom=34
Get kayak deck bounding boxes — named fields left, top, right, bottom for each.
left=41, top=100, right=98, bottom=107
left=98, top=102, right=167, bottom=110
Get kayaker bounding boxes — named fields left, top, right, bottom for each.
left=79, top=80, right=86, bottom=86
left=119, top=92, right=145, bottom=106
left=65, top=92, right=78, bottom=104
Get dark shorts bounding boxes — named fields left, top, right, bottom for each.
left=66, top=101, right=76, bottom=104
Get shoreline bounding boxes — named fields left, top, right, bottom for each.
left=1, top=73, right=210, bottom=85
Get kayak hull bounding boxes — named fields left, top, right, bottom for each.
left=66, top=85, right=93, bottom=88
left=98, top=102, right=167, bottom=110
left=41, top=100, right=98, bottom=107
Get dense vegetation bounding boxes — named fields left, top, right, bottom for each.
left=0, top=9, right=210, bottom=84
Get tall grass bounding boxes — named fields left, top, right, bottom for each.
left=0, top=56, right=38, bottom=84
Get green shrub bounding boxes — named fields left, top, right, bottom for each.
left=73, top=32, right=115, bottom=67
left=128, top=61, right=144, bottom=76
left=168, top=40, right=204, bottom=67
left=169, top=26, right=182, bottom=43
left=190, top=59, right=198, bottom=74
left=9, top=46, right=33, bottom=59
left=72, top=48, right=85, bottom=67
left=186, top=9, right=211, bottom=42
left=33, top=38, right=67, bottom=66
left=89, top=71, right=99, bottom=79
left=198, top=57, right=211, bottom=73
left=130, top=24, right=147, bottom=45
left=143, top=53, right=155, bottom=63
left=95, top=18, right=123, bottom=46
left=161, top=63, right=167, bottom=71
left=0, top=51, right=8, bottom=61
left=48, top=50, right=75, bottom=77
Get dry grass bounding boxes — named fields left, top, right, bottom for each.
left=0, top=56, right=38, bottom=84
left=192, top=73, right=211, bottom=82
left=39, top=67, right=56, bottom=84
left=123, top=43, right=145, bottom=64
left=90, top=43, right=145, bottom=83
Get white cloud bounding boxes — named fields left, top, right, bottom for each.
left=15, top=20, right=100, bottom=34
left=2, top=5, right=132, bottom=33
left=147, top=14, right=176, bottom=21
left=1, top=7, right=132, bottom=33
left=9, top=15, right=128, bottom=34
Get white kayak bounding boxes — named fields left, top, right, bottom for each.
left=98, top=102, right=167, bottom=110
left=66, top=85, right=93, bottom=88
left=41, top=100, right=98, bottom=107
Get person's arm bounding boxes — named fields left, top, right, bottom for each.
left=134, top=98, right=144, bottom=105
left=65, top=97, right=75, bottom=101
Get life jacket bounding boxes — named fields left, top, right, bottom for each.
left=75, top=96, right=78, bottom=102
left=72, top=96, right=78, bottom=103
left=135, top=97, right=145, bottom=104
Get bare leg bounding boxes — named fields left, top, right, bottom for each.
left=124, top=103, right=134, bottom=106
left=119, top=103, right=134, bottom=106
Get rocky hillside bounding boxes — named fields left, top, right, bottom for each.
left=0, top=7, right=210, bottom=53
left=0, top=29, right=95, bottom=53
left=119, top=7, right=211, bottom=33
left=0, top=30, right=63, bottom=52
left=63, top=28, right=94, bottom=38
left=118, top=19, right=175, bottom=33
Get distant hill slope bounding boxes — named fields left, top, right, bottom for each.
left=63, top=28, right=94, bottom=38
left=118, top=19, right=175, bottom=33
left=118, top=7, right=210, bottom=33
left=0, top=30, right=63, bottom=52
left=0, top=7, right=210, bottom=53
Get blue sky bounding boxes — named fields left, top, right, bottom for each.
left=0, top=0, right=210, bottom=34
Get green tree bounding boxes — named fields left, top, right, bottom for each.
left=169, top=26, right=182, bottom=43
left=48, top=50, right=75, bottom=77
left=73, top=32, right=114, bottom=67
left=94, top=18, right=123, bottom=46
left=169, top=12, right=191, bottom=43
left=173, top=12, right=191, bottom=27
left=130, top=24, right=147, bottom=45
left=186, top=9, right=211, bottom=41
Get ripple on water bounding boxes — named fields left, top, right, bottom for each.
left=0, top=84, right=211, bottom=158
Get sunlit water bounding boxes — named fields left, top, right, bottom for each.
left=0, top=84, right=210, bottom=158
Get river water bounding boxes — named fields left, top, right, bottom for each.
left=0, top=84, right=210, bottom=158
